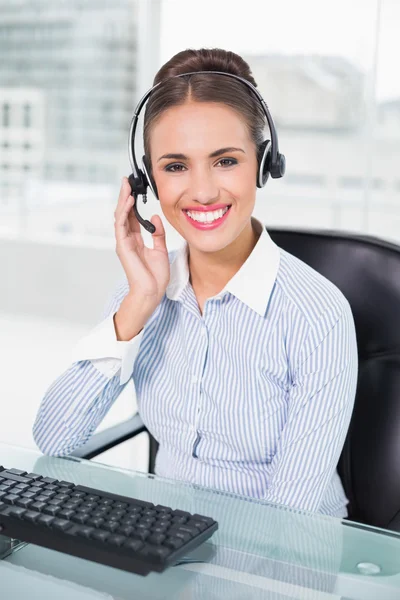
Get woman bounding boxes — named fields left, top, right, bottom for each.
left=33, top=48, right=358, bottom=518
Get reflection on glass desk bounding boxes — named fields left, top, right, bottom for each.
left=1, top=442, right=400, bottom=600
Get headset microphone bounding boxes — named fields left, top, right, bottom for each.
left=128, top=174, right=156, bottom=234
left=127, top=71, right=286, bottom=234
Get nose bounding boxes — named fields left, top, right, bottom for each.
left=188, top=164, right=219, bottom=205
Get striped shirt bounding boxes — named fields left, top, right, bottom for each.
left=33, top=217, right=358, bottom=517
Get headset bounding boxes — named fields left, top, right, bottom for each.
left=128, top=70, right=286, bottom=234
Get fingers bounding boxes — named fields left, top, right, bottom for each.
left=150, top=215, right=167, bottom=252
left=114, top=177, right=140, bottom=236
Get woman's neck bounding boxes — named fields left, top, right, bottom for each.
left=188, top=217, right=261, bottom=294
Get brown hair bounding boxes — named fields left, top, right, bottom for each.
left=143, top=48, right=265, bottom=167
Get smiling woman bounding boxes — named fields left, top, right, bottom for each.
left=33, top=48, right=358, bottom=520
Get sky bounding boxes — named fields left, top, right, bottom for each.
left=160, top=0, right=399, bottom=102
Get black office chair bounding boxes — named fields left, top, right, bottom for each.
left=72, top=227, right=400, bottom=533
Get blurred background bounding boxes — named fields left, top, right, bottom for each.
left=1, top=0, right=398, bottom=470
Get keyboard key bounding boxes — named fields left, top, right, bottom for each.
left=2, top=472, right=31, bottom=484
left=35, top=494, right=52, bottom=503
left=192, top=514, right=215, bottom=527
left=118, top=525, right=134, bottom=537
left=86, top=495, right=100, bottom=502
left=58, top=481, right=74, bottom=489
left=6, top=468, right=27, bottom=476
left=148, top=533, right=166, bottom=545
left=43, top=505, right=60, bottom=517
left=187, top=519, right=207, bottom=532
left=123, top=539, right=144, bottom=552
left=48, top=498, right=64, bottom=507
left=108, top=509, right=125, bottom=519
left=37, top=514, right=55, bottom=527
left=31, top=481, right=45, bottom=488
left=15, top=483, right=30, bottom=492
left=41, top=490, right=56, bottom=499
left=122, top=516, right=140, bottom=527
left=23, top=510, right=41, bottom=523
left=131, top=529, right=150, bottom=541
left=42, top=477, right=58, bottom=485
left=174, top=524, right=200, bottom=537
left=152, top=524, right=169, bottom=534
left=16, top=497, right=33, bottom=509
left=91, top=529, right=110, bottom=542
left=164, top=537, right=185, bottom=549
left=98, top=498, right=114, bottom=506
left=23, top=490, right=40, bottom=499
left=3, top=494, right=19, bottom=505
left=173, top=531, right=192, bottom=543
left=76, top=526, right=94, bottom=538
left=45, top=484, right=59, bottom=492
left=53, top=494, right=70, bottom=502
left=72, top=513, right=88, bottom=524
left=6, top=506, right=26, bottom=519
left=25, top=473, right=43, bottom=481
left=108, top=534, right=126, bottom=546
left=174, top=510, right=191, bottom=517
left=92, top=509, right=108, bottom=518
left=103, top=521, right=119, bottom=533
left=155, top=505, right=172, bottom=514
left=31, top=501, right=47, bottom=512
left=87, top=517, right=105, bottom=528
left=52, top=518, right=72, bottom=532
left=140, top=544, right=171, bottom=563
left=70, top=491, right=86, bottom=499
left=58, top=509, right=74, bottom=520
left=127, top=506, right=142, bottom=515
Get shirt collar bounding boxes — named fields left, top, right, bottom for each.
left=165, top=217, right=280, bottom=317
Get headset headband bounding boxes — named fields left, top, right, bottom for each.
left=128, top=70, right=282, bottom=182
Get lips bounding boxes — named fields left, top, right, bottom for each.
left=183, top=205, right=232, bottom=231
left=182, top=203, right=231, bottom=213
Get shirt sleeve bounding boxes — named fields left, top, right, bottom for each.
left=262, top=300, right=358, bottom=514
left=32, top=278, right=143, bottom=456
left=71, top=311, right=144, bottom=386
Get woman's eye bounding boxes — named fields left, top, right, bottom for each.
left=217, top=158, right=237, bottom=167
left=165, top=163, right=186, bottom=173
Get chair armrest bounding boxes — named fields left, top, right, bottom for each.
left=70, top=413, right=147, bottom=460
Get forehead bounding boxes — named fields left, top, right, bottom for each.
left=150, top=101, right=251, bottom=151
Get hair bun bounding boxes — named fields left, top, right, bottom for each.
left=154, top=48, right=258, bottom=88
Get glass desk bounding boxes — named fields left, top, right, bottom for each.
left=1, top=442, right=400, bottom=600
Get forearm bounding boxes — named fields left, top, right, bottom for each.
left=33, top=360, right=124, bottom=456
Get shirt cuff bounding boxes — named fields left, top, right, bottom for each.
left=71, top=313, right=144, bottom=385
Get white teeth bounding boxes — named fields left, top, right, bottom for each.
left=186, top=206, right=229, bottom=223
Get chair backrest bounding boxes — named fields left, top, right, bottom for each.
left=269, top=227, right=400, bottom=530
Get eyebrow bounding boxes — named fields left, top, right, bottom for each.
left=157, top=147, right=245, bottom=162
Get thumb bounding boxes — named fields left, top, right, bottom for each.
left=150, top=215, right=167, bottom=252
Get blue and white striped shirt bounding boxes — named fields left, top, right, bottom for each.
left=33, top=217, right=358, bottom=517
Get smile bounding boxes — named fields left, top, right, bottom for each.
left=183, top=205, right=232, bottom=230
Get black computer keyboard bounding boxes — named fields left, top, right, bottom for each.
left=0, top=466, right=218, bottom=576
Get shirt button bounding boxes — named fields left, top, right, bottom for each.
left=192, top=375, right=198, bottom=384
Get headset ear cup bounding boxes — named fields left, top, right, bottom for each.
left=142, top=155, right=159, bottom=199
left=257, top=140, right=271, bottom=188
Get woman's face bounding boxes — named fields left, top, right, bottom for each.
left=149, top=101, right=259, bottom=254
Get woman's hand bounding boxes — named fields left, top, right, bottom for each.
left=113, top=177, right=170, bottom=334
